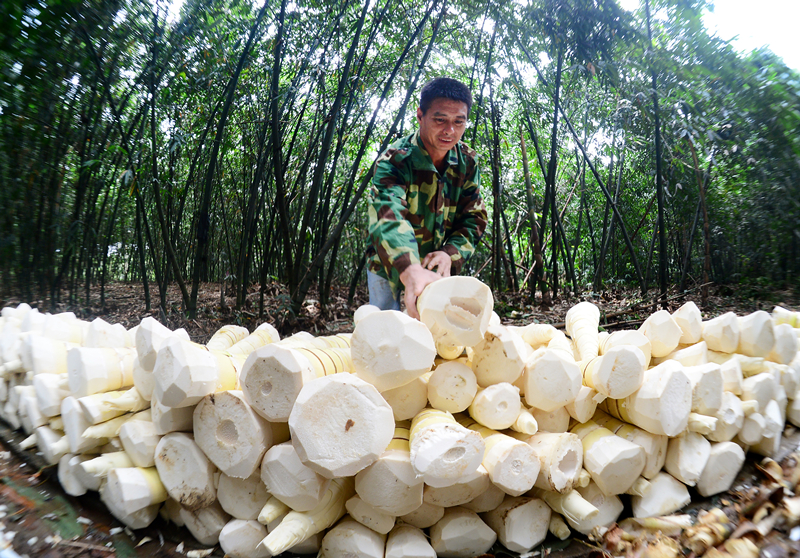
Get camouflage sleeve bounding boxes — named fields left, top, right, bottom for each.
left=367, top=149, right=421, bottom=285
left=441, top=161, right=488, bottom=275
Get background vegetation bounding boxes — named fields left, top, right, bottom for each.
left=1, top=0, right=798, bottom=324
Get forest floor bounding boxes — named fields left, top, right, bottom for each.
left=3, top=278, right=798, bottom=342
left=1, top=279, right=799, bottom=558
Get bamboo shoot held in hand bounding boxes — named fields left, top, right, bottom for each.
left=417, top=276, right=494, bottom=348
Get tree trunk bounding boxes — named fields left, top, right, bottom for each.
left=189, top=0, right=269, bottom=317
left=645, top=0, right=668, bottom=309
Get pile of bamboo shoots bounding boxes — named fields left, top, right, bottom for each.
left=0, top=279, right=799, bottom=558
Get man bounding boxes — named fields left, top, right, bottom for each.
left=366, top=77, right=488, bottom=319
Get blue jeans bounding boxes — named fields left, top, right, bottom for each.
left=367, top=271, right=401, bottom=311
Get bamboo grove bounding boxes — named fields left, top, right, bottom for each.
left=1, top=0, right=798, bottom=321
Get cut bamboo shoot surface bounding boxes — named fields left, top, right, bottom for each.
left=738, top=310, right=775, bottom=358
left=469, top=325, right=528, bottom=387
left=580, top=345, right=646, bottom=399
left=345, top=495, right=396, bottom=534
left=600, top=360, right=692, bottom=437
left=630, top=472, right=691, bottom=518
left=217, top=471, right=269, bottom=520
left=512, top=432, right=583, bottom=494
left=696, top=441, right=745, bottom=497
left=409, top=408, right=485, bottom=488
left=458, top=417, right=540, bottom=496
left=521, top=348, right=581, bottom=412
left=381, top=374, right=428, bottom=421
left=288, top=373, right=395, bottom=478
left=427, top=360, right=477, bottom=413
left=152, top=337, right=240, bottom=408
left=154, top=432, right=217, bottom=511
left=193, top=390, right=275, bottom=478
left=350, top=310, right=436, bottom=391
left=664, top=431, right=711, bottom=486
left=468, top=382, right=521, bottom=430
left=599, top=330, right=652, bottom=366
left=399, top=501, right=445, bottom=529
left=239, top=340, right=353, bottom=422
left=571, top=420, right=646, bottom=495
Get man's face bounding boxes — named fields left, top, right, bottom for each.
left=416, top=98, right=469, bottom=163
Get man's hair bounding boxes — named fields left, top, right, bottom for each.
left=419, top=77, right=473, bottom=114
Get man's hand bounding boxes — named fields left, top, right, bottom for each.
left=421, top=250, right=452, bottom=277
left=400, top=264, right=442, bottom=320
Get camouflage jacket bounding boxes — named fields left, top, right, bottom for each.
left=367, top=130, right=488, bottom=295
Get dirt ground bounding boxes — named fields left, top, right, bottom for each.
left=4, top=279, right=797, bottom=343
left=1, top=279, right=799, bottom=557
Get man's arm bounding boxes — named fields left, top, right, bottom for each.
left=440, top=159, right=488, bottom=274
left=367, top=148, right=422, bottom=288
